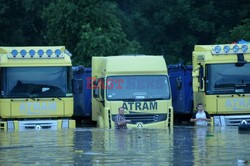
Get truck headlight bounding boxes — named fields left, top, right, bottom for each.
left=213, top=116, right=221, bottom=126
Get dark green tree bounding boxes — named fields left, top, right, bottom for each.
left=230, top=19, right=250, bottom=41
left=216, top=19, right=250, bottom=43
left=1, top=0, right=249, bottom=65
left=117, top=0, right=250, bottom=64
left=43, top=0, right=139, bottom=66
left=0, top=0, right=50, bottom=45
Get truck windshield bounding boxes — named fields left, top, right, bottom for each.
left=206, top=63, right=250, bottom=94
left=106, top=75, right=170, bottom=100
left=0, top=67, right=72, bottom=98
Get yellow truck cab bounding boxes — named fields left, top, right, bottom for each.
left=193, top=43, right=250, bottom=126
left=92, top=55, right=173, bottom=128
left=0, top=46, right=75, bottom=131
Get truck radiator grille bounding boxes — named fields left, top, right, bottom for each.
left=214, top=115, right=250, bottom=126
left=19, top=120, right=58, bottom=131
left=112, top=114, right=167, bottom=124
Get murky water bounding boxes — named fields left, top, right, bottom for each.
left=0, top=126, right=250, bottom=165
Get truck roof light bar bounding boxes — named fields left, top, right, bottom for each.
left=8, top=48, right=65, bottom=59
left=212, top=44, right=249, bottom=55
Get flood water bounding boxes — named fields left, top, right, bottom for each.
left=0, top=126, right=250, bottom=165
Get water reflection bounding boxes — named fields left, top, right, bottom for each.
left=0, top=127, right=250, bottom=165
left=193, top=127, right=209, bottom=165
left=74, top=128, right=173, bottom=165
left=0, top=130, right=75, bottom=165
left=173, top=126, right=194, bottom=166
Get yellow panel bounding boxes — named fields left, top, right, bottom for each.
left=10, top=99, right=64, bottom=118
left=205, top=96, right=217, bottom=114
left=14, top=120, right=19, bottom=131
left=57, top=119, right=62, bottom=129
left=64, top=98, right=74, bottom=117
left=92, top=56, right=168, bottom=76
left=69, top=120, right=76, bottom=128
left=0, top=98, right=73, bottom=118
left=217, top=96, right=250, bottom=114
left=0, top=99, right=11, bottom=118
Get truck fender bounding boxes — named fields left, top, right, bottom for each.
left=97, top=116, right=104, bottom=128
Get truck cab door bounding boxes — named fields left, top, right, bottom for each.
left=193, top=64, right=205, bottom=92
left=93, top=78, right=106, bottom=128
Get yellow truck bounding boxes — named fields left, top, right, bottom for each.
left=0, top=46, right=75, bottom=131
left=193, top=43, right=250, bottom=125
left=91, top=55, right=173, bottom=128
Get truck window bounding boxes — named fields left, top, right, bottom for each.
left=0, top=66, right=71, bottom=98
left=206, top=63, right=250, bottom=94
left=106, top=75, right=170, bottom=100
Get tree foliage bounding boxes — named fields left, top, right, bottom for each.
left=0, top=0, right=50, bottom=45
left=118, top=0, right=250, bottom=64
left=43, top=0, right=139, bottom=66
left=0, top=0, right=249, bottom=65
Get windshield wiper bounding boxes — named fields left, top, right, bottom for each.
left=215, top=83, right=235, bottom=88
left=120, top=97, right=166, bottom=101
left=235, top=83, right=247, bottom=88
left=120, top=98, right=136, bottom=101
left=146, top=97, right=167, bottom=100
left=56, top=96, right=62, bottom=100
left=113, top=98, right=146, bottom=101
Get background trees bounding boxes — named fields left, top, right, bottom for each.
left=0, top=0, right=249, bottom=66
left=43, top=0, right=139, bottom=66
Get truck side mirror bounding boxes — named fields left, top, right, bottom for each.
left=192, top=64, right=204, bottom=91
left=93, top=79, right=99, bottom=98
left=199, top=66, right=204, bottom=90
left=192, top=65, right=200, bottom=77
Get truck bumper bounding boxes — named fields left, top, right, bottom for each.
left=213, top=115, right=250, bottom=126
left=0, top=119, right=75, bottom=131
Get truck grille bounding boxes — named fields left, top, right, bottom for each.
left=19, top=120, right=58, bottom=131
left=112, top=114, right=167, bottom=124
left=214, top=115, right=250, bottom=126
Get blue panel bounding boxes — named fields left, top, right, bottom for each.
left=168, top=64, right=193, bottom=114
left=73, top=66, right=92, bottom=117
